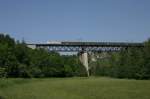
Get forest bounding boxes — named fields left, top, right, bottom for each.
left=0, top=33, right=150, bottom=79
left=90, top=39, right=150, bottom=79
left=0, top=33, right=86, bottom=78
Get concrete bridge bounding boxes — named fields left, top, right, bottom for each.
left=27, top=41, right=144, bottom=77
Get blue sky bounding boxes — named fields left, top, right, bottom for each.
left=0, top=0, right=150, bottom=43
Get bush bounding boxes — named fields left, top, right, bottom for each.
left=0, top=67, right=6, bottom=78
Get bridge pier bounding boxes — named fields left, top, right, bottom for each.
left=79, top=51, right=89, bottom=77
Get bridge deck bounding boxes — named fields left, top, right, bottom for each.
left=28, top=42, right=144, bottom=47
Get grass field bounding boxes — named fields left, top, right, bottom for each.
left=0, top=77, right=150, bottom=99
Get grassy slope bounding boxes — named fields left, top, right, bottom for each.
left=0, top=77, right=150, bottom=99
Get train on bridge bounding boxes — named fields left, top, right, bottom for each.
left=27, top=41, right=144, bottom=77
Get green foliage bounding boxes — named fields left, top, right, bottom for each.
left=0, top=67, right=6, bottom=78
left=0, top=33, right=84, bottom=78
left=1, top=33, right=150, bottom=79
left=91, top=39, right=150, bottom=79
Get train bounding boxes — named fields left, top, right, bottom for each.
left=46, top=41, right=62, bottom=44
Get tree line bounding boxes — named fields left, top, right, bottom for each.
left=90, top=39, right=150, bottom=79
left=0, top=33, right=86, bottom=78
left=0, top=33, right=150, bottom=79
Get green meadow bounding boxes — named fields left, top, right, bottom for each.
left=0, top=77, right=150, bottom=99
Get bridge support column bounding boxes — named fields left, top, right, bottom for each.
left=79, top=52, right=89, bottom=77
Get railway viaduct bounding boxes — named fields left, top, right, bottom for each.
left=27, top=41, right=144, bottom=77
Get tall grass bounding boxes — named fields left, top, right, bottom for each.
left=0, top=77, right=150, bottom=99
